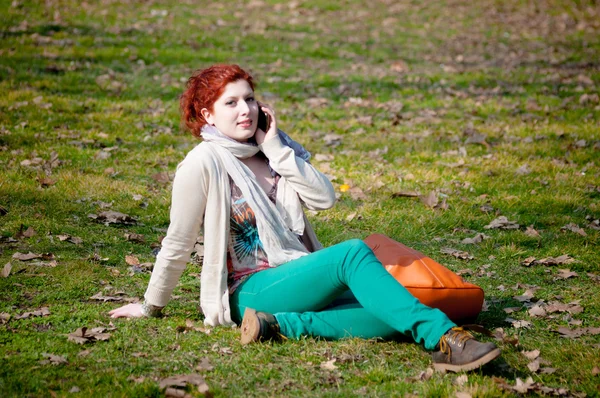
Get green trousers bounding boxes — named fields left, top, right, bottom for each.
left=230, top=239, right=455, bottom=350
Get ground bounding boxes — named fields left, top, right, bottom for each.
left=0, top=0, right=599, bottom=396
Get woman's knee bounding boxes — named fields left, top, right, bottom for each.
left=340, top=239, right=373, bottom=257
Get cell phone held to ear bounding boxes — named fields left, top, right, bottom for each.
left=257, top=108, right=270, bottom=132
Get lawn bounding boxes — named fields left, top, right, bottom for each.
left=1, top=0, right=599, bottom=396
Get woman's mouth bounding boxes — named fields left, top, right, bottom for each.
left=238, top=120, right=252, bottom=128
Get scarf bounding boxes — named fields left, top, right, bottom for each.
left=200, top=125, right=310, bottom=266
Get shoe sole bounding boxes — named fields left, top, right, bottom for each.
left=433, top=348, right=501, bottom=373
left=240, top=308, right=260, bottom=345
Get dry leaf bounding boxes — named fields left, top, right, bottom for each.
left=414, top=367, right=434, bottom=379
left=392, top=190, right=419, bottom=198
left=492, top=328, right=519, bottom=346
left=528, top=305, right=547, bottom=317
left=524, top=226, right=540, bottom=238
left=125, top=255, right=140, bottom=266
left=57, top=234, right=83, bottom=245
left=505, top=318, right=532, bottom=329
left=15, top=307, right=50, bottom=320
left=89, top=211, right=136, bottom=225
left=522, top=350, right=540, bottom=360
left=484, top=216, right=519, bottom=230
left=592, top=366, right=600, bottom=376
left=461, top=233, right=490, bottom=244
left=21, top=226, right=37, bottom=238
left=1, top=313, right=11, bottom=324
left=454, top=374, right=468, bottom=386
left=40, top=353, right=68, bottom=365
left=1, top=262, right=11, bottom=278
left=503, top=307, right=522, bottom=314
left=455, top=393, right=472, bottom=398
left=420, top=191, right=438, bottom=208
left=320, top=358, right=338, bottom=371
left=561, top=223, right=587, bottom=236
left=556, top=326, right=600, bottom=339
left=125, top=233, right=145, bottom=243
left=522, top=255, right=575, bottom=267
left=152, top=172, right=172, bottom=184
left=323, top=134, right=342, bottom=147
left=12, top=252, right=42, bottom=261
left=440, top=247, right=474, bottom=260
left=67, top=326, right=113, bottom=344
left=556, top=269, right=578, bottom=279
left=349, top=187, right=367, bottom=200
left=159, top=374, right=210, bottom=395
left=195, top=357, right=214, bottom=372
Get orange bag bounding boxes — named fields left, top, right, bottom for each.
left=364, top=234, right=484, bottom=322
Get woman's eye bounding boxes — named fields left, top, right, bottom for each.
left=225, top=101, right=235, bottom=106
left=246, top=97, right=255, bottom=102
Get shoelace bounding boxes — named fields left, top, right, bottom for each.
left=439, top=327, right=475, bottom=361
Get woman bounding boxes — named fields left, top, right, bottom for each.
left=109, top=64, right=500, bottom=372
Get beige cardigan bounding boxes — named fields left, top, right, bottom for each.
left=144, top=134, right=336, bottom=326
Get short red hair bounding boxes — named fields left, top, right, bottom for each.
left=180, top=64, right=255, bottom=138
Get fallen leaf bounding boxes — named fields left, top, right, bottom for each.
left=513, top=377, right=535, bottom=394
left=592, top=366, right=600, bottom=376
left=556, top=269, right=578, bottom=279
left=159, top=374, right=210, bottom=395
left=125, top=233, right=145, bottom=243
left=40, top=353, right=67, bottom=366
left=522, top=350, right=540, bottom=360
left=505, top=318, right=532, bottom=329
left=561, top=223, right=587, bottom=237
left=320, top=358, right=338, bottom=371
left=492, top=328, right=519, bottom=346
left=524, top=226, right=540, bottom=238
left=414, top=367, right=434, bottom=379
left=195, top=357, right=214, bottom=372
left=555, top=326, right=600, bottom=339
left=15, top=307, right=50, bottom=320
left=69, top=387, right=80, bottom=393
left=67, top=326, right=113, bottom=344
left=528, top=305, right=546, bottom=317
left=125, top=255, right=140, bottom=266
left=20, top=226, right=37, bottom=238
left=89, top=211, right=136, bottom=225
left=484, top=216, right=519, bottom=230
left=420, top=191, right=438, bottom=208
left=37, top=176, right=56, bottom=187
left=349, top=187, right=367, bottom=201
left=479, top=204, right=494, bottom=213
left=1, top=313, right=11, bottom=324
left=440, top=247, right=473, bottom=260
left=392, top=190, right=419, bottom=198
left=546, top=301, right=583, bottom=314
left=503, top=307, right=522, bottom=314
left=314, top=153, right=334, bottom=162
left=323, top=134, right=343, bottom=147
left=455, top=393, right=472, bottom=398
left=12, top=252, right=42, bottom=261
left=540, top=367, right=557, bottom=374
left=152, top=172, right=172, bottom=184
left=1, top=262, right=11, bottom=277
left=454, top=374, right=468, bottom=386
left=522, top=255, right=575, bottom=267
left=461, top=233, right=490, bottom=244
left=57, top=234, right=83, bottom=245
left=527, top=358, right=540, bottom=373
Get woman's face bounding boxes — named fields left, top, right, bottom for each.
left=201, top=79, right=258, bottom=142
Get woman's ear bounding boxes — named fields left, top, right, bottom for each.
left=200, top=108, right=214, bottom=125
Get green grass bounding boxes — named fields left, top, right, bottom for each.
left=1, top=0, right=599, bottom=396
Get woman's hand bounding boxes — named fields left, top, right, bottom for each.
left=108, top=303, right=145, bottom=319
left=255, top=101, right=277, bottom=146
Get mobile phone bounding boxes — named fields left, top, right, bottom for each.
left=257, top=108, right=270, bottom=132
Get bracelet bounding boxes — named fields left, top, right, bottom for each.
left=141, top=301, right=164, bottom=317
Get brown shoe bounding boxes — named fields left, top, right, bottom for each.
left=432, top=327, right=500, bottom=372
left=240, top=308, right=282, bottom=345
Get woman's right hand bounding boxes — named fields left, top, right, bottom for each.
left=108, top=303, right=145, bottom=319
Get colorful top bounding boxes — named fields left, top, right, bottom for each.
left=226, top=175, right=280, bottom=293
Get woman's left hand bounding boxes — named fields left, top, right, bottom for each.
left=255, top=101, right=277, bottom=145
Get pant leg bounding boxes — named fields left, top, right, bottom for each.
left=230, top=239, right=455, bottom=350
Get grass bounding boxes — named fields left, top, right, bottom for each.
left=1, top=0, right=599, bottom=396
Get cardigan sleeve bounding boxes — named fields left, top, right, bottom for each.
left=259, top=134, right=336, bottom=211
left=144, top=152, right=208, bottom=307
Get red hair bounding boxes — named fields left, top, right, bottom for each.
left=180, top=64, right=255, bottom=138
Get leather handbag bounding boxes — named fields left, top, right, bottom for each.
left=364, top=234, right=484, bottom=322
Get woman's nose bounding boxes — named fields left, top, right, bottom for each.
left=238, top=100, right=250, bottom=115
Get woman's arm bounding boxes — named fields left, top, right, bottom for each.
left=110, top=151, right=208, bottom=318
left=260, top=134, right=336, bottom=210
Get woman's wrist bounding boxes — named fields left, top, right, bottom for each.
left=141, top=301, right=164, bottom=317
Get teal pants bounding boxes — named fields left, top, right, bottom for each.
left=230, top=239, right=455, bottom=350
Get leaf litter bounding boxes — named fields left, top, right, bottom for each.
left=88, top=211, right=136, bottom=225
left=67, top=326, right=114, bottom=344
left=1, top=262, right=11, bottom=277
left=159, top=374, right=210, bottom=397
left=484, top=216, right=519, bottom=230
